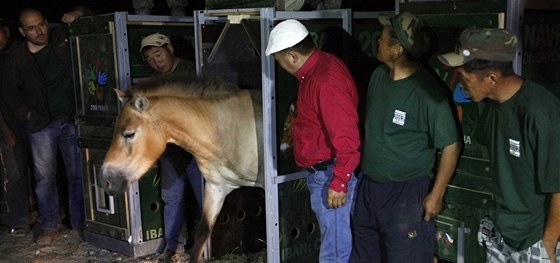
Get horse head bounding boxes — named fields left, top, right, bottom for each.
left=99, top=89, right=168, bottom=196
left=279, top=102, right=296, bottom=157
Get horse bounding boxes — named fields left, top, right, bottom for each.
left=98, top=76, right=263, bottom=263
left=279, top=102, right=296, bottom=157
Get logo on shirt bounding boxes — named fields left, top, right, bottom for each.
left=392, top=110, right=406, bottom=126
left=509, top=138, right=520, bottom=157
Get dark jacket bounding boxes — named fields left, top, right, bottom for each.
left=0, top=38, right=21, bottom=130
left=0, top=26, right=74, bottom=133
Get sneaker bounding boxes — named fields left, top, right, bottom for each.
left=170, top=7, right=185, bottom=16
left=135, top=8, right=151, bottom=15
left=10, top=227, right=27, bottom=237
left=36, top=230, right=59, bottom=246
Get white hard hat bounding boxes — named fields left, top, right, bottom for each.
left=265, top=19, right=309, bottom=56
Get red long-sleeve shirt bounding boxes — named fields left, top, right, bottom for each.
left=292, top=49, right=361, bottom=193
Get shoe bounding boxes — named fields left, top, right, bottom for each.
left=36, top=230, right=59, bottom=246
left=10, top=227, right=27, bottom=237
left=170, top=7, right=185, bottom=16
left=135, top=8, right=151, bottom=15
left=70, top=229, right=84, bottom=241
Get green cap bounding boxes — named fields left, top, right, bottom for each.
left=438, top=28, right=518, bottom=67
left=379, top=11, right=431, bottom=58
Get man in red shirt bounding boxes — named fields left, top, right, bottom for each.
left=266, top=19, right=361, bottom=262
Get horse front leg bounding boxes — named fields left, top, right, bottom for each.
left=190, top=182, right=234, bottom=263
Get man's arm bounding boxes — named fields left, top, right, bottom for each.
left=543, top=192, right=560, bottom=263
left=423, top=141, right=461, bottom=221
left=61, top=6, right=95, bottom=24
left=0, top=112, right=16, bottom=147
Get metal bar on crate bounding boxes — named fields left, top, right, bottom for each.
left=457, top=226, right=470, bottom=263
left=113, top=12, right=143, bottom=244
left=260, top=8, right=280, bottom=263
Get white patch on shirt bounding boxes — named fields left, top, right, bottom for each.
left=392, top=109, right=406, bottom=126
left=509, top=138, right=521, bottom=157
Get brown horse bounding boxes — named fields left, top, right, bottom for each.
left=99, top=76, right=263, bottom=262
left=279, top=102, right=296, bottom=157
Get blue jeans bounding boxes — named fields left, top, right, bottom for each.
left=160, top=144, right=203, bottom=252
left=307, top=164, right=357, bottom=263
left=0, top=120, right=31, bottom=229
left=29, top=121, right=84, bottom=231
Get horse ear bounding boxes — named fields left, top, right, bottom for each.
left=133, top=96, right=149, bottom=112
left=115, top=89, right=129, bottom=103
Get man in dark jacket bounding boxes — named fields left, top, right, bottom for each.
left=0, top=8, right=87, bottom=245
left=0, top=19, right=32, bottom=237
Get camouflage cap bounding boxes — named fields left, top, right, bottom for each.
left=438, top=28, right=518, bottom=67
left=379, top=11, right=431, bottom=58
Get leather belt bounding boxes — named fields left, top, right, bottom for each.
left=306, top=159, right=335, bottom=173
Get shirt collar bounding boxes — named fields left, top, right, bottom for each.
left=294, top=49, right=320, bottom=82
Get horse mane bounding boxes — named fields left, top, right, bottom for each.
left=129, top=75, right=240, bottom=99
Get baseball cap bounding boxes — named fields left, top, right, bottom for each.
left=140, top=33, right=170, bottom=52
left=438, top=28, right=518, bottom=67
left=379, top=11, right=431, bottom=58
left=265, top=19, right=309, bottom=56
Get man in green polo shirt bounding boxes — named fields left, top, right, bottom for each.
left=439, top=28, right=560, bottom=262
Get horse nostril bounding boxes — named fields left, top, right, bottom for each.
left=101, top=178, right=110, bottom=188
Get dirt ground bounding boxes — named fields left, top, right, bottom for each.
left=0, top=225, right=266, bottom=263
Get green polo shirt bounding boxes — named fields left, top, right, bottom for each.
left=475, top=79, right=560, bottom=250
left=362, top=65, right=459, bottom=183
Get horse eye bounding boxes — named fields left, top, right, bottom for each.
left=122, top=130, right=135, bottom=139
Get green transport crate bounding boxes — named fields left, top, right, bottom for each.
left=80, top=134, right=164, bottom=257
left=278, top=178, right=320, bottom=263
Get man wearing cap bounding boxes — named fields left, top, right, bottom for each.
left=140, top=32, right=195, bottom=77
left=265, top=19, right=360, bottom=262
left=350, top=12, right=461, bottom=262
left=140, top=32, right=202, bottom=262
left=439, top=28, right=560, bottom=262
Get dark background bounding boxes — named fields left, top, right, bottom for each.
left=0, top=0, right=392, bottom=23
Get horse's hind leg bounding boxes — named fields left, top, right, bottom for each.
left=190, top=182, right=234, bottom=263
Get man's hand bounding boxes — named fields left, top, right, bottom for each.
left=61, top=10, right=84, bottom=24
left=1, top=127, right=16, bottom=147
left=422, top=192, right=443, bottom=221
left=327, top=188, right=346, bottom=209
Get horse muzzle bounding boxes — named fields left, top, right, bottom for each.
left=98, top=166, right=130, bottom=196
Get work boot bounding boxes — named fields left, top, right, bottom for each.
left=36, top=230, right=59, bottom=246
